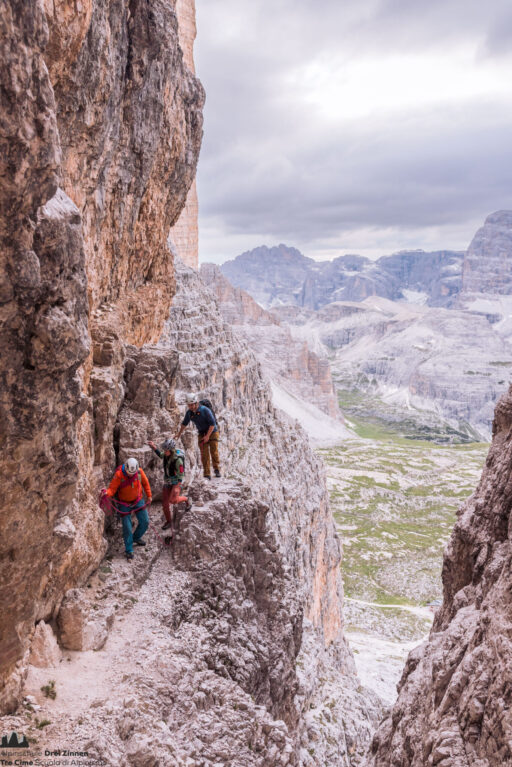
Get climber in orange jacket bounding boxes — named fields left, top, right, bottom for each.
left=106, top=457, right=152, bottom=560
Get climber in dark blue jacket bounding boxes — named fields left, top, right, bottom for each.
left=175, top=394, right=221, bottom=480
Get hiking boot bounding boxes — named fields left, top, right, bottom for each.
left=214, top=469, right=221, bottom=478
left=162, top=520, right=173, bottom=530
left=134, top=539, right=146, bottom=547
left=125, top=551, right=134, bottom=560
left=204, top=475, right=211, bottom=481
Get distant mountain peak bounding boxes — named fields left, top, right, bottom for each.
left=462, top=211, right=512, bottom=296
left=484, top=210, right=512, bottom=227
left=221, top=243, right=464, bottom=310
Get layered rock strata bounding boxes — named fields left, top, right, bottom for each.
left=141, top=258, right=381, bottom=764
left=0, top=0, right=203, bottom=711
left=169, top=181, right=200, bottom=268
left=220, top=214, right=512, bottom=441
left=278, top=297, right=511, bottom=441
left=200, top=263, right=343, bottom=425
left=365, top=384, right=512, bottom=766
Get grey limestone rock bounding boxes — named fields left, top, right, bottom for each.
left=200, top=262, right=343, bottom=425
left=461, top=211, right=512, bottom=296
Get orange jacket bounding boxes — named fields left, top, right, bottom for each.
left=106, top=466, right=152, bottom=503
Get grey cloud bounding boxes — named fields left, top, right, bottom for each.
left=482, top=8, right=512, bottom=57
left=197, top=0, right=512, bottom=61
left=199, top=101, right=512, bottom=234
left=195, top=0, right=512, bottom=260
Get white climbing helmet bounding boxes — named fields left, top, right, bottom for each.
left=125, top=457, right=139, bottom=475
left=187, top=393, right=199, bottom=405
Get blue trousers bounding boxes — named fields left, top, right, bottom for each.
left=119, top=499, right=149, bottom=554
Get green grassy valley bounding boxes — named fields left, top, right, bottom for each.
left=318, top=392, right=488, bottom=701
left=319, top=391, right=488, bottom=634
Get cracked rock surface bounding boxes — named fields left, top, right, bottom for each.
left=0, top=0, right=203, bottom=710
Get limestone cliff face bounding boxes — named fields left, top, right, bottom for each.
left=0, top=0, right=203, bottom=711
left=169, top=0, right=200, bottom=269
left=46, top=0, right=203, bottom=342
left=200, top=263, right=343, bottom=422
left=169, top=181, right=199, bottom=268
left=462, top=211, right=512, bottom=297
left=162, top=260, right=344, bottom=639
left=365, top=385, right=512, bottom=766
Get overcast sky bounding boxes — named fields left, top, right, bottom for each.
left=194, top=0, right=512, bottom=263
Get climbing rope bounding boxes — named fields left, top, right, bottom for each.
left=99, top=490, right=151, bottom=517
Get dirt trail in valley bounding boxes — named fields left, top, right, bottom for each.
left=344, top=597, right=434, bottom=621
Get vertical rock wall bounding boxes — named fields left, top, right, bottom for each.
left=0, top=0, right=203, bottom=712
left=169, top=0, right=200, bottom=269
left=169, top=181, right=200, bottom=269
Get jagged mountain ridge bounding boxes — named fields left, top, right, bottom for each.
left=221, top=244, right=464, bottom=310
left=277, top=296, right=511, bottom=441
left=221, top=214, right=512, bottom=440
left=199, top=262, right=350, bottom=446
left=221, top=211, right=512, bottom=315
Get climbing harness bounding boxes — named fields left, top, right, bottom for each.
left=99, top=490, right=173, bottom=547
left=99, top=490, right=148, bottom=517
